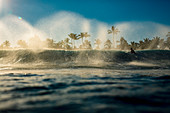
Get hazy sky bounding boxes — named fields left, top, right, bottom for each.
left=2, top=0, right=170, bottom=25
left=0, top=0, right=170, bottom=45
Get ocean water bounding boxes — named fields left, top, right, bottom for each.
left=0, top=50, right=170, bottom=113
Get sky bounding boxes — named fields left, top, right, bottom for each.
left=2, top=0, right=170, bottom=25
left=0, top=0, right=170, bottom=46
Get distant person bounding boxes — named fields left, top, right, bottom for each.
left=130, top=48, right=136, bottom=54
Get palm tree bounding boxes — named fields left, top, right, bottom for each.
left=83, top=40, right=92, bottom=49
left=64, top=38, right=72, bottom=50
left=45, top=38, right=55, bottom=48
left=159, top=39, right=165, bottom=50
left=68, top=33, right=79, bottom=49
left=118, top=37, right=129, bottom=50
left=143, top=38, right=151, bottom=49
left=94, top=39, right=101, bottom=49
left=166, top=32, right=170, bottom=38
left=166, top=32, right=170, bottom=49
left=78, top=33, right=85, bottom=45
left=150, top=37, right=160, bottom=49
left=104, top=39, right=112, bottom=49
left=17, top=40, right=28, bottom=48
left=130, top=41, right=139, bottom=50
left=2, top=40, right=11, bottom=49
left=108, top=26, right=120, bottom=49
left=83, top=32, right=90, bottom=40
left=78, top=32, right=90, bottom=46
left=138, top=40, right=145, bottom=49
left=55, top=41, right=64, bottom=49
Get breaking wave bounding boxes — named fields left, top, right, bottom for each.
left=0, top=50, right=170, bottom=70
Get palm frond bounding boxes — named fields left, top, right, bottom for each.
left=108, top=30, right=112, bottom=34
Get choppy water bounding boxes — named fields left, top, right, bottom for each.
left=0, top=50, right=170, bottom=113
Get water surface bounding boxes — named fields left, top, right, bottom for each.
left=0, top=50, right=170, bottom=113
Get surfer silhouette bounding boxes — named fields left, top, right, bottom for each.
left=130, top=48, right=136, bottom=54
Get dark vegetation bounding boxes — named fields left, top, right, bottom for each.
left=0, top=26, right=170, bottom=50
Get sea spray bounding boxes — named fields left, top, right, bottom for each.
left=0, top=50, right=170, bottom=69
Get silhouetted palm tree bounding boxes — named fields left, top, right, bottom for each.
left=55, top=41, right=64, bottom=49
left=166, top=32, right=170, bottom=49
left=0, top=44, right=3, bottom=49
left=84, top=32, right=90, bottom=40
left=94, top=39, right=101, bottom=49
left=45, top=38, right=55, bottom=48
left=166, top=37, right=170, bottom=49
left=118, top=37, right=129, bottom=50
left=64, top=38, right=72, bottom=50
left=68, top=33, right=79, bottom=49
left=78, top=32, right=90, bottom=46
left=104, top=39, right=112, bottom=49
left=108, top=26, right=120, bottom=48
left=138, top=40, right=145, bottom=49
left=17, top=40, right=28, bottom=48
left=159, top=39, right=165, bottom=50
left=2, top=40, right=11, bottom=49
left=83, top=40, right=92, bottom=49
left=130, top=41, right=139, bottom=50
left=143, top=38, right=151, bottom=49
left=78, top=33, right=85, bottom=45
left=150, top=37, right=160, bottom=49
left=166, top=32, right=170, bottom=38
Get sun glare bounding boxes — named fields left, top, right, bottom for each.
left=0, top=0, right=11, bottom=15
left=0, top=0, right=3, bottom=13
left=18, top=16, right=23, bottom=20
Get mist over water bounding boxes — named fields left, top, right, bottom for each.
left=0, top=49, right=170, bottom=70
left=0, top=15, right=47, bottom=47
left=0, top=11, right=170, bottom=48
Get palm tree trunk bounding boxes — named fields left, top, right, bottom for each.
left=74, top=40, right=75, bottom=49
left=71, top=39, right=73, bottom=49
left=112, top=32, right=115, bottom=49
left=82, top=37, right=83, bottom=45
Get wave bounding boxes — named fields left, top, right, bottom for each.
left=0, top=49, right=170, bottom=69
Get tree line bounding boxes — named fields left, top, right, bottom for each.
left=0, top=26, right=170, bottom=50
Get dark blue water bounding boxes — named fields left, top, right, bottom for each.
left=0, top=50, right=170, bottom=113
left=0, top=69, right=170, bottom=113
